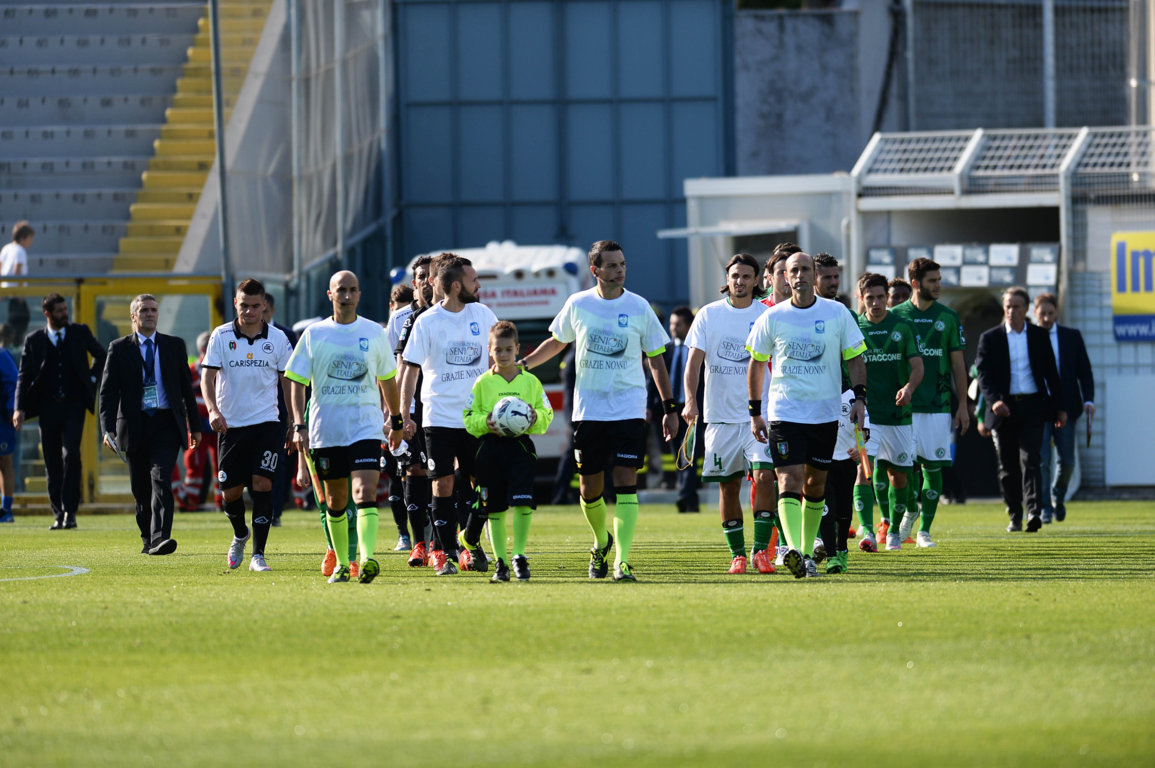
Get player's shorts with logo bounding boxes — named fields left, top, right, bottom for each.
left=475, top=434, right=537, bottom=514
left=217, top=421, right=283, bottom=489
left=423, top=426, right=479, bottom=480
left=912, top=412, right=953, bottom=466
left=573, top=418, right=646, bottom=475
left=871, top=423, right=914, bottom=468
left=702, top=422, right=773, bottom=482
left=767, top=420, right=838, bottom=469
left=310, top=438, right=381, bottom=481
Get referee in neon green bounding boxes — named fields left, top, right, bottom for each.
left=463, top=321, right=553, bottom=582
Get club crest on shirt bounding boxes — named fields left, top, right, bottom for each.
left=815, top=320, right=825, bottom=333
left=891, top=330, right=903, bottom=343
left=617, top=314, right=628, bottom=328
left=359, top=337, right=369, bottom=351
left=934, top=320, right=945, bottom=332
left=263, top=341, right=274, bottom=354
left=470, top=322, right=480, bottom=336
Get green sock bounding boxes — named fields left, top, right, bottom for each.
left=920, top=468, right=942, bottom=532
left=319, top=504, right=334, bottom=550
left=346, top=504, right=359, bottom=563
left=853, top=483, right=874, bottom=533
left=511, top=506, right=532, bottom=556
left=889, top=482, right=908, bottom=537
left=802, top=497, right=825, bottom=557
left=873, top=470, right=890, bottom=523
left=613, top=493, right=639, bottom=566
left=722, top=519, right=745, bottom=557
left=356, top=505, right=378, bottom=563
left=580, top=495, right=608, bottom=549
left=752, top=510, right=774, bottom=552
left=488, top=511, right=508, bottom=563
left=773, top=513, right=787, bottom=544
left=327, top=513, right=349, bottom=568
left=777, top=494, right=802, bottom=552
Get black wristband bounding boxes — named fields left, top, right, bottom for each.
left=294, top=423, right=307, bottom=431
left=852, top=384, right=867, bottom=403
left=663, top=399, right=678, bottom=415
left=390, top=414, right=404, bottom=430
left=748, top=399, right=762, bottom=416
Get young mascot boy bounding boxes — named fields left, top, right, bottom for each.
left=463, top=322, right=554, bottom=582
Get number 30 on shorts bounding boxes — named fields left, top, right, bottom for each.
left=260, top=450, right=278, bottom=471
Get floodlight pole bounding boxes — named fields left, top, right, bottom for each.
left=209, top=0, right=233, bottom=293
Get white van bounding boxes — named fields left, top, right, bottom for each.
left=407, top=240, right=592, bottom=468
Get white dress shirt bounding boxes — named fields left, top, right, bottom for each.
left=1005, top=322, right=1037, bottom=396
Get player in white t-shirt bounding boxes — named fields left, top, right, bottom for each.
left=286, top=270, right=404, bottom=584
left=400, top=255, right=498, bottom=576
left=201, top=279, right=294, bottom=573
left=521, top=240, right=678, bottom=583
left=746, top=252, right=867, bottom=578
left=1, top=221, right=34, bottom=340
left=682, top=253, right=776, bottom=575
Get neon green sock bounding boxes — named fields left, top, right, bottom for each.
left=511, top=506, right=532, bottom=556
left=612, top=493, right=639, bottom=566
left=777, top=494, right=802, bottom=552
left=326, top=513, right=349, bottom=568
left=346, top=504, right=359, bottom=562
left=488, top=511, right=508, bottom=563
left=356, top=506, right=378, bottom=563
left=580, top=495, right=608, bottom=549
left=723, top=519, right=746, bottom=558
left=853, top=483, right=874, bottom=533
left=873, top=470, right=890, bottom=523
left=752, top=510, right=774, bottom=552
left=920, top=468, right=942, bottom=532
left=802, top=497, right=825, bottom=557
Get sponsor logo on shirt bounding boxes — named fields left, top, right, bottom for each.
left=586, top=331, right=627, bottom=356
left=716, top=336, right=750, bottom=363
left=782, top=340, right=825, bottom=361
left=327, top=356, right=368, bottom=381
left=445, top=341, right=483, bottom=366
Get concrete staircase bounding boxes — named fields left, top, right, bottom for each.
left=116, top=0, right=271, bottom=273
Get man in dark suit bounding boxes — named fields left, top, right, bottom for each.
left=13, top=294, right=106, bottom=529
left=975, top=287, right=1066, bottom=534
left=99, top=294, right=201, bottom=555
left=1033, top=293, right=1095, bottom=523
left=647, top=305, right=703, bottom=512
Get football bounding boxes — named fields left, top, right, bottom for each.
left=492, top=396, right=535, bottom=437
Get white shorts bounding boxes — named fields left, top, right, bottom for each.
left=703, top=422, right=773, bottom=482
left=870, top=423, right=914, bottom=468
left=912, top=412, right=953, bottom=466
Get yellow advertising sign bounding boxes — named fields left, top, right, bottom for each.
left=1111, top=231, right=1155, bottom=341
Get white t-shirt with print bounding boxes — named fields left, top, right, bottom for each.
left=549, top=287, right=669, bottom=422
left=686, top=298, right=768, bottom=425
left=202, top=321, right=293, bottom=427
left=745, top=296, right=866, bottom=424
left=0, top=242, right=28, bottom=288
left=401, top=301, right=498, bottom=428
left=285, top=316, right=397, bottom=448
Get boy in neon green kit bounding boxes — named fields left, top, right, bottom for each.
left=463, top=321, right=554, bottom=582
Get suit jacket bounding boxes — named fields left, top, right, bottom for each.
left=98, top=332, right=199, bottom=454
left=15, top=323, right=106, bottom=416
left=646, top=341, right=705, bottom=414
left=975, top=323, right=1063, bottom=431
left=1052, top=324, right=1094, bottom=421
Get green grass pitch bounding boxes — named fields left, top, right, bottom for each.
left=2, top=500, right=1153, bottom=767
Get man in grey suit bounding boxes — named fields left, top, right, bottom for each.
left=99, top=294, right=201, bottom=555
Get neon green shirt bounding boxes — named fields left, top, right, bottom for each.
left=463, top=369, right=554, bottom=438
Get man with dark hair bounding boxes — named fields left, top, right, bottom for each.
left=400, top=255, right=498, bottom=576
left=887, top=278, right=911, bottom=308
left=522, top=240, right=678, bottom=582
left=649, top=304, right=701, bottom=511
left=977, top=287, right=1065, bottom=533
left=683, top=253, right=775, bottom=573
left=1, top=221, right=34, bottom=341
left=100, top=294, right=200, bottom=554
left=14, top=294, right=106, bottom=529
left=747, top=252, right=866, bottom=578
left=890, top=258, right=970, bottom=547
left=1031, top=293, right=1094, bottom=523
left=201, top=279, right=294, bottom=571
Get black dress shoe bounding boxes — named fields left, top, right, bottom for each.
left=63, top=516, right=77, bottom=529
left=1025, top=515, right=1043, bottom=533
left=148, top=538, right=178, bottom=556
left=1007, top=521, right=1022, bottom=532
left=49, top=520, right=65, bottom=530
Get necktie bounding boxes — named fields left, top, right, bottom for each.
left=54, top=330, right=62, bottom=347
left=672, top=343, right=685, bottom=402
left=143, top=338, right=156, bottom=384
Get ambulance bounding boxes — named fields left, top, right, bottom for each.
left=406, top=240, right=592, bottom=471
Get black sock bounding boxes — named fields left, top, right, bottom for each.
left=224, top=496, right=248, bottom=539
left=464, top=507, right=488, bottom=547
left=819, top=505, right=836, bottom=553
left=250, top=490, right=272, bottom=556
left=390, top=489, right=408, bottom=538
left=431, top=495, right=457, bottom=554
left=405, top=475, right=430, bottom=544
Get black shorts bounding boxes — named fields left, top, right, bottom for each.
left=381, top=429, right=428, bottom=477
left=572, top=419, right=646, bottom=475
left=310, top=439, right=381, bottom=481
left=475, top=435, right=537, bottom=514
left=767, top=420, right=839, bottom=469
left=217, top=421, right=283, bottom=489
left=423, top=426, right=479, bottom=480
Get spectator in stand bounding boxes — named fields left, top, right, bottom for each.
left=1, top=221, right=33, bottom=342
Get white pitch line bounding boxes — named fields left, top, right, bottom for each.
left=0, top=565, right=91, bottom=583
